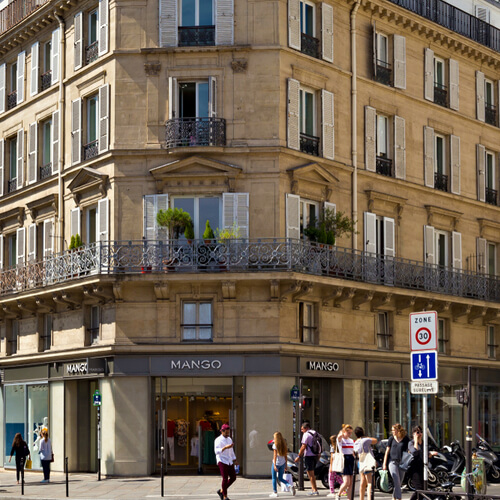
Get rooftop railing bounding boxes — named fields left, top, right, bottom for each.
left=2, top=239, right=500, bottom=302
left=0, top=0, right=49, bottom=35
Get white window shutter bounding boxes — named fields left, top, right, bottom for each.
left=168, top=77, right=178, bottom=119
left=0, top=234, right=3, bottom=268
left=476, top=71, right=485, bottom=122
left=476, top=6, right=490, bottom=23
left=144, top=194, right=169, bottom=240
left=70, top=207, right=81, bottom=237
left=321, top=3, right=333, bottom=63
left=372, top=23, right=377, bottom=80
left=477, top=144, right=486, bottom=202
left=43, top=218, right=54, bottom=257
left=160, top=0, right=178, bottom=47
left=52, top=110, right=60, bottom=173
left=71, top=98, right=82, bottom=165
left=0, top=139, right=4, bottom=196
left=28, top=122, right=37, bottom=184
left=98, top=0, right=109, bottom=56
left=288, top=0, right=300, bottom=51
left=28, top=223, right=36, bottom=261
left=98, top=198, right=109, bottom=241
left=286, top=194, right=300, bottom=240
left=322, top=89, right=334, bottom=160
left=74, top=12, right=83, bottom=71
left=424, top=126, right=435, bottom=188
left=449, top=59, right=459, bottom=111
left=223, top=192, right=249, bottom=238
left=51, top=29, right=60, bottom=84
left=324, top=201, right=336, bottom=215
left=16, top=227, right=25, bottom=266
left=30, top=42, right=39, bottom=96
left=208, top=76, right=217, bottom=118
left=364, top=106, right=376, bottom=172
left=17, top=129, right=24, bottom=190
left=216, top=0, right=233, bottom=46
left=98, top=84, right=109, bottom=154
left=424, top=225, right=435, bottom=265
left=477, top=237, right=487, bottom=274
left=394, top=115, right=406, bottom=180
left=0, top=63, right=5, bottom=114
left=364, top=212, right=377, bottom=254
left=393, top=35, right=406, bottom=89
left=287, top=78, right=300, bottom=151
left=452, top=231, right=462, bottom=270
left=424, top=48, right=434, bottom=102
left=450, top=135, right=460, bottom=195
left=383, top=217, right=395, bottom=257
left=17, top=51, right=25, bottom=104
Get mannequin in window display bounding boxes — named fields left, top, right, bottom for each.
left=166, top=419, right=176, bottom=461
left=33, top=417, right=49, bottom=452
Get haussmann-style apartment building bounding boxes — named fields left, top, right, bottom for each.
left=0, top=0, right=499, bottom=477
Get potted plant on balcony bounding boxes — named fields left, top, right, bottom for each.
left=203, top=220, right=215, bottom=244
left=68, top=233, right=84, bottom=277
left=184, top=220, right=195, bottom=244
left=215, top=223, right=242, bottom=270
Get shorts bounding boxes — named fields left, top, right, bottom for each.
left=304, top=456, right=317, bottom=471
left=343, top=454, right=355, bottom=475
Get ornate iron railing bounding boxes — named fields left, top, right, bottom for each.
left=165, top=117, right=226, bottom=148
left=178, top=26, right=215, bottom=46
left=0, top=0, right=50, bottom=34
left=375, top=61, right=392, bottom=86
left=39, top=163, right=52, bottom=180
left=7, top=178, right=17, bottom=193
left=300, top=133, right=320, bottom=156
left=83, top=140, right=99, bottom=160
left=301, top=32, right=320, bottom=59
left=2, top=239, right=500, bottom=302
left=486, top=187, right=498, bottom=206
left=434, top=83, right=448, bottom=107
left=40, top=70, right=52, bottom=91
left=85, top=41, right=99, bottom=65
left=376, top=156, right=393, bottom=177
left=434, top=172, right=448, bottom=192
left=485, top=104, right=497, bottom=126
left=7, top=91, right=17, bottom=110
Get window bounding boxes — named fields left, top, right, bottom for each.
left=9, top=319, right=18, bottom=355
left=172, top=196, right=220, bottom=240
left=83, top=93, right=98, bottom=160
left=182, top=301, right=213, bottom=340
left=87, top=9, right=99, bottom=63
left=363, top=212, right=395, bottom=258
left=88, top=305, right=100, bottom=344
left=299, top=302, right=316, bottom=343
left=438, top=318, right=447, bottom=354
left=485, top=151, right=497, bottom=205
left=7, top=233, right=16, bottom=268
left=41, top=41, right=52, bottom=91
left=434, top=134, right=447, bottom=191
left=373, top=32, right=406, bottom=89
left=425, top=49, right=458, bottom=110
left=7, top=135, right=17, bottom=193
left=488, top=242, right=496, bottom=276
left=485, top=79, right=496, bottom=126
left=425, top=225, right=461, bottom=270
left=179, top=81, right=209, bottom=118
left=87, top=205, right=98, bottom=244
left=299, top=0, right=319, bottom=58
left=41, top=314, right=52, bottom=351
left=376, top=114, right=392, bottom=176
left=487, top=325, right=497, bottom=359
left=433, top=56, right=447, bottom=107
left=299, top=87, right=318, bottom=156
left=40, top=118, right=52, bottom=180
left=300, top=199, right=319, bottom=239
left=178, top=0, right=215, bottom=47
left=435, top=230, right=449, bottom=268
left=375, top=33, right=391, bottom=85
left=376, top=312, right=391, bottom=350
left=7, top=61, right=17, bottom=110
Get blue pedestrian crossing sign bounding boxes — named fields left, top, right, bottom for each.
left=411, top=350, right=438, bottom=381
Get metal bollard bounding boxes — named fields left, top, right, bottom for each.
left=21, top=457, right=24, bottom=496
left=371, top=467, right=375, bottom=500
left=350, top=457, right=357, bottom=500
left=160, top=446, right=164, bottom=497
left=65, top=457, right=69, bottom=497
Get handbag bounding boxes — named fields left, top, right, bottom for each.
left=399, top=451, right=414, bottom=471
left=50, top=453, right=54, bottom=463
left=280, top=472, right=293, bottom=492
left=379, top=469, right=390, bottom=492
left=332, top=442, right=345, bottom=473
left=358, top=451, right=377, bottom=473
left=25, top=459, right=32, bottom=470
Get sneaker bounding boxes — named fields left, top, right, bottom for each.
left=308, top=492, right=319, bottom=496
left=269, top=494, right=278, bottom=498
left=291, top=485, right=296, bottom=496
left=41, top=479, right=47, bottom=483
left=217, top=490, right=224, bottom=500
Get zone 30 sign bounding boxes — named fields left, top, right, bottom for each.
left=409, top=311, right=437, bottom=351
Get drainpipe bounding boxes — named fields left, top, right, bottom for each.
left=54, top=12, right=65, bottom=254
left=350, top=0, right=362, bottom=250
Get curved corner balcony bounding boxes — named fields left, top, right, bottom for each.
left=165, top=117, right=226, bottom=148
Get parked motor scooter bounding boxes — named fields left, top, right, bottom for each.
left=475, top=434, right=500, bottom=482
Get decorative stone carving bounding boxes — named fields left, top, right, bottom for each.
left=231, top=59, right=248, bottom=73
left=144, top=62, right=161, bottom=76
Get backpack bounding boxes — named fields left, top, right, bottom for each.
left=308, top=431, right=322, bottom=455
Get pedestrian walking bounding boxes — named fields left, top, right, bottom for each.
left=354, top=427, right=377, bottom=500
left=327, top=434, right=343, bottom=498
left=337, top=424, right=355, bottom=499
left=215, top=423, right=238, bottom=500
left=383, top=423, right=409, bottom=500
left=38, top=429, right=53, bottom=483
left=269, top=431, right=295, bottom=497
left=9, top=433, right=30, bottom=484
left=294, top=420, right=320, bottom=496
left=408, top=425, right=438, bottom=500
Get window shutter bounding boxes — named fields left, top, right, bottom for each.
left=424, top=48, right=434, bottom=101
left=394, top=115, right=405, bottom=179
left=98, top=84, right=109, bottom=154
left=208, top=77, right=217, bottom=118
left=393, top=35, right=406, bottom=89
left=321, top=3, right=333, bottom=63
left=168, top=77, right=178, bottom=119
left=364, top=212, right=377, bottom=254
left=477, top=237, right=487, bottom=273
left=477, top=144, right=486, bottom=202
left=16, top=227, right=25, bottom=266
left=52, top=110, right=60, bottom=173
left=372, top=23, right=377, bottom=80
left=424, top=126, right=435, bottom=188
left=424, top=225, right=435, bottom=265
left=0, top=139, right=4, bottom=196
left=383, top=217, right=395, bottom=257
left=98, top=198, right=109, bottom=241
left=17, top=128, right=24, bottom=189
left=449, top=59, right=459, bottom=111
left=98, top=0, right=109, bottom=56
left=144, top=194, right=168, bottom=240
left=288, top=0, right=300, bottom=51
left=159, top=0, right=178, bottom=47
left=286, top=193, right=300, bottom=239
left=74, top=12, right=83, bottom=71
left=476, top=71, right=485, bottom=122
left=287, top=78, right=300, bottom=151
left=30, top=42, right=39, bottom=96
left=324, top=201, right=336, bottom=215
left=28, top=223, right=36, bottom=261
left=43, top=218, right=54, bottom=257
left=71, top=98, right=82, bottom=165
left=51, top=29, right=60, bottom=84
left=476, top=6, right=490, bottom=23
left=17, top=51, right=25, bottom=104
left=70, top=207, right=81, bottom=237
left=322, top=89, right=334, bottom=160
left=450, top=135, right=460, bottom=195
left=498, top=80, right=500, bottom=127
left=28, top=122, right=37, bottom=184
left=364, top=106, right=376, bottom=172
left=223, top=192, right=249, bottom=238
left=0, top=234, right=3, bottom=269
left=215, top=0, right=234, bottom=46
left=452, top=231, right=462, bottom=270
left=0, top=63, right=5, bottom=114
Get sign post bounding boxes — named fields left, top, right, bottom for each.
left=93, top=389, right=102, bottom=481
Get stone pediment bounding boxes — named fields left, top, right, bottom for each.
left=26, top=194, right=58, bottom=222
left=67, top=167, right=109, bottom=204
left=287, top=162, right=339, bottom=201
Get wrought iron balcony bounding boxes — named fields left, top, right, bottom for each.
left=165, top=117, right=226, bottom=148
left=85, top=41, right=99, bottom=65
left=7, top=178, right=17, bottom=193
left=0, top=0, right=50, bottom=35
left=83, top=140, right=99, bottom=160
left=178, top=26, right=215, bottom=46
left=300, top=132, right=320, bottom=157
left=434, top=83, right=448, bottom=107
left=376, top=156, right=393, bottom=177
left=40, top=70, right=52, bottom=91
left=301, top=32, right=320, bottom=59
left=486, top=187, right=498, bottom=206
left=485, top=104, right=497, bottom=126
left=7, top=91, right=17, bottom=110
left=2, top=239, right=500, bottom=303
left=40, top=163, right=52, bottom=180
left=434, top=172, right=448, bottom=192
left=375, top=60, right=392, bottom=86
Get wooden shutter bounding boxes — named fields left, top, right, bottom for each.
left=286, top=194, right=300, bottom=240
left=30, top=42, right=39, bottom=96
left=52, top=110, right=60, bottom=173
left=288, top=0, right=300, bottom=51
left=28, top=122, right=37, bottom=184
left=477, top=237, right=487, bottom=273
left=394, top=115, right=405, bottom=179
left=424, top=225, right=435, bottom=264
left=476, top=71, right=485, bottom=122
left=0, top=234, right=3, bottom=269
left=71, top=98, right=82, bottom=165
left=17, top=129, right=24, bottom=189
left=16, top=51, right=25, bottom=104
left=98, top=84, right=109, bottom=154
left=144, top=194, right=168, bottom=240
left=322, top=89, right=334, bottom=160
left=364, top=106, right=376, bottom=172
left=98, top=0, right=109, bottom=56
left=98, top=198, right=109, bottom=241
left=43, top=218, right=54, bottom=257
left=74, top=12, right=83, bottom=71
left=0, top=139, right=4, bottom=196
left=51, top=29, right=60, bottom=84
left=168, top=77, right=178, bottom=119
left=424, top=126, right=435, bottom=188
left=449, top=59, right=459, bottom=111
left=384, top=217, right=395, bottom=257
left=0, top=63, right=5, bottom=114
left=452, top=231, right=462, bottom=270
left=477, top=144, right=486, bottom=202
left=287, top=78, right=300, bottom=151
left=223, top=192, right=249, bottom=238
left=372, top=23, right=377, bottom=80
left=159, top=0, right=177, bottom=47
left=393, top=35, right=406, bottom=90
left=28, top=223, right=36, bottom=261
left=70, top=207, right=81, bottom=237
left=208, top=77, right=217, bottom=118
left=216, top=0, right=234, bottom=46
left=450, top=135, right=460, bottom=195
left=364, top=212, right=377, bottom=254
left=321, top=3, right=333, bottom=63
left=424, top=48, right=434, bottom=102
left=16, top=227, right=25, bottom=266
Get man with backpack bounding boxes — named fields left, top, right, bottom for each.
left=294, top=420, right=322, bottom=496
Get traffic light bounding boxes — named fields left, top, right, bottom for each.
left=301, top=397, right=312, bottom=409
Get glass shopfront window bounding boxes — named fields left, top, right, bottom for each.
left=478, top=385, right=500, bottom=448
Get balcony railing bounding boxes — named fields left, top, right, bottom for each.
left=301, top=32, right=320, bottom=59
left=7, top=91, right=17, bottom=110
left=376, top=156, right=393, bottom=177
left=178, top=26, right=215, bottom=46
left=2, top=239, right=500, bottom=302
left=0, top=0, right=50, bottom=35
left=83, top=140, right=99, bottom=160
left=434, top=172, right=448, bottom=192
left=300, top=132, right=320, bottom=156
left=434, top=83, right=448, bottom=107
left=40, top=70, right=52, bottom=91
left=485, top=104, right=497, bottom=126
left=7, top=178, right=17, bottom=193
left=375, top=60, right=392, bottom=86
left=486, top=187, right=498, bottom=206
left=165, top=117, right=226, bottom=148
left=40, top=163, right=52, bottom=180
left=85, top=41, right=99, bottom=65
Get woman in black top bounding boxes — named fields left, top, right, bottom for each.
left=9, top=433, right=30, bottom=484
left=383, top=423, right=409, bottom=500
left=408, top=425, right=438, bottom=500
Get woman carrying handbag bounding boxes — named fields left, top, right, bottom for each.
left=383, top=423, right=409, bottom=500
left=336, top=424, right=355, bottom=499
left=269, top=431, right=295, bottom=497
left=327, top=435, right=344, bottom=498
left=354, top=427, right=378, bottom=500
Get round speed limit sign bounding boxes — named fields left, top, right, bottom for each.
left=410, top=311, right=437, bottom=351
